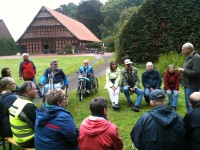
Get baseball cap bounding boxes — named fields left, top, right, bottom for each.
left=149, top=89, right=166, bottom=101
left=124, top=59, right=133, bottom=65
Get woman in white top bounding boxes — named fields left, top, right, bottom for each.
left=105, top=61, right=121, bottom=110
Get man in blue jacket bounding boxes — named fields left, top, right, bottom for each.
left=40, top=60, right=69, bottom=96
left=130, top=89, right=186, bottom=150
left=142, top=62, right=162, bottom=104
left=35, top=89, right=79, bottom=150
left=79, top=60, right=94, bottom=94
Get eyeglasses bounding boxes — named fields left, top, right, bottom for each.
left=53, top=64, right=58, bottom=66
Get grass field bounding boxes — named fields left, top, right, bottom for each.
left=0, top=55, right=187, bottom=150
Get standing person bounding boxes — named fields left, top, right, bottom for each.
left=183, top=92, right=200, bottom=150
left=164, top=64, right=180, bottom=110
left=177, top=42, right=200, bottom=111
left=142, top=62, right=162, bottom=104
left=0, top=77, right=18, bottom=137
left=9, top=81, right=38, bottom=148
left=19, top=53, right=42, bottom=97
left=121, top=59, right=144, bottom=112
left=105, top=61, right=121, bottom=110
left=35, top=89, right=79, bottom=150
left=79, top=60, right=94, bottom=94
left=40, top=60, right=69, bottom=96
left=79, top=97, right=123, bottom=150
left=130, top=89, right=186, bottom=150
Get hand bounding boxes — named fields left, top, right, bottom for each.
left=130, top=88, right=135, bottom=93
left=166, top=90, right=171, bottom=94
left=176, top=67, right=184, bottom=73
left=19, top=77, right=22, bottom=80
left=150, top=88, right=154, bottom=92
left=112, top=86, right=117, bottom=91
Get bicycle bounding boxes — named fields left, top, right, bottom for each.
left=76, top=71, right=99, bottom=101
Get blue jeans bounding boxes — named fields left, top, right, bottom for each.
left=166, top=90, right=179, bottom=107
left=184, top=87, right=199, bottom=111
left=123, top=86, right=144, bottom=107
left=43, top=83, right=63, bottom=95
left=144, top=88, right=151, bottom=103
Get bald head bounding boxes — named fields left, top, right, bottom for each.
left=190, top=92, right=200, bottom=108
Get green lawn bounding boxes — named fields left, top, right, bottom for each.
left=0, top=55, right=187, bottom=150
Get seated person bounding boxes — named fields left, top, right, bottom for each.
left=40, top=60, right=69, bottom=96
left=0, top=77, right=18, bottom=137
left=79, top=60, right=94, bottom=94
left=142, top=62, right=162, bottom=104
left=9, top=81, right=38, bottom=148
left=35, top=89, right=79, bottom=150
left=121, top=59, right=144, bottom=112
left=164, top=64, right=180, bottom=111
left=0, top=67, right=19, bottom=93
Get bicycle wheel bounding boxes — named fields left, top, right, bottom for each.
left=79, top=81, right=84, bottom=101
left=93, top=77, right=99, bottom=93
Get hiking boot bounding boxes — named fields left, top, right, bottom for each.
left=113, top=104, right=120, bottom=111
left=131, top=105, right=140, bottom=112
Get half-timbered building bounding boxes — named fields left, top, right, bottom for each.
left=17, top=6, right=101, bottom=54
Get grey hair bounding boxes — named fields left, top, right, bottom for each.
left=50, top=60, right=58, bottom=65
left=19, top=81, right=34, bottom=95
left=182, top=42, right=194, bottom=51
left=0, top=77, right=15, bottom=90
left=146, top=61, right=153, bottom=67
left=22, top=53, right=29, bottom=58
left=168, top=64, right=174, bottom=68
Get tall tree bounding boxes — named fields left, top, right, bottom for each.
left=116, top=0, right=200, bottom=63
left=77, top=0, right=103, bottom=38
left=56, top=3, right=78, bottom=19
left=100, top=0, right=144, bottom=38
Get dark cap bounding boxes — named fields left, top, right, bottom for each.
left=149, top=89, right=166, bottom=101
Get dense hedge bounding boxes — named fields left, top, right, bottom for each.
left=116, top=0, right=200, bottom=63
left=0, top=38, right=18, bottom=56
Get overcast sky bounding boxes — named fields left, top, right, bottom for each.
left=0, top=0, right=107, bottom=41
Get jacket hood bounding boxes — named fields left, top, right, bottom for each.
left=149, top=106, right=178, bottom=129
left=81, top=116, right=111, bottom=136
left=36, top=104, right=68, bottom=127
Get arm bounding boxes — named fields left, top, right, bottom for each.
left=30, top=60, right=36, bottom=74
left=175, top=71, right=180, bottom=91
left=114, top=69, right=121, bottom=88
left=121, top=70, right=129, bottom=87
left=111, top=125, right=123, bottom=150
left=164, top=72, right=170, bottom=90
left=106, top=69, right=114, bottom=88
left=19, top=62, right=23, bottom=79
left=142, top=72, right=149, bottom=88
left=60, top=113, right=79, bottom=148
left=134, top=69, right=140, bottom=89
left=156, top=70, right=162, bottom=89
left=40, top=69, right=48, bottom=84
left=130, top=114, right=148, bottom=149
left=20, top=103, right=37, bottom=130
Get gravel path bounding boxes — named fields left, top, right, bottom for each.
left=67, top=53, right=113, bottom=92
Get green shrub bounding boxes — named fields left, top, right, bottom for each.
left=0, top=38, right=18, bottom=56
left=156, top=51, right=185, bottom=77
left=116, top=0, right=200, bottom=63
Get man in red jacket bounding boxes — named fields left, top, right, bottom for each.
left=79, top=97, right=123, bottom=150
left=19, top=53, right=42, bottom=97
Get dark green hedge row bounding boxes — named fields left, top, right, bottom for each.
left=116, top=0, right=200, bottom=63
left=0, top=38, right=18, bottom=56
